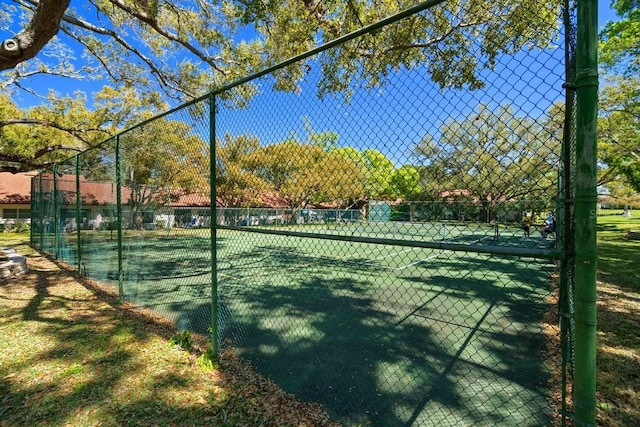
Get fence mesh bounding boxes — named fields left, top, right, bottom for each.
left=76, top=139, right=119, bottom=286
left=29, top=1, right=589, bottom=425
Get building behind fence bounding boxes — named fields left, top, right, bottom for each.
left=30, top=1, right=598, bottom=426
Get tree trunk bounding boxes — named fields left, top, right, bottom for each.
left=0, top=0, right=71, bottom=71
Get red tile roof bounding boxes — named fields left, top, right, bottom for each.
left=0, top=172, right=36, bottom=204
left=1, top=172, right=215, bottom=207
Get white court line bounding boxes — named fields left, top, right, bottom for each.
left=363, top=247, right=420, bottom=263
left=218, top=234, right=491, bottom=281
left=392, top=251, right=446, bottom=271
left=462, top=235, right=493, bottom=246
left=217, top=244, right=387, bottom=282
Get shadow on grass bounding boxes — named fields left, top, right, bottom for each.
left=597, top=239, right=640, bottom=294
left=594, top=215, right=640, bottom=425
left=595, top=283, right=640, bottom=426
left=2, top=261, right=198, bottom=425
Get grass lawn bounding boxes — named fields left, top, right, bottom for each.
left=0, top=233, right=337, bottom=427
left=594, top=213, right=640, bottom=426
left=1, top=212, right=638, bottom=426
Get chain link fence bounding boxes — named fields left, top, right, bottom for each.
left=30, top=1, right=598, bottom=425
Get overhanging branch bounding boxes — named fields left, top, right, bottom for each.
left=0, top=0, right=71, bottom=71
left=0, top=118, right=109, bottom=144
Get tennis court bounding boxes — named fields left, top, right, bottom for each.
left=217, top=230, right=555, bottom=426
left=69, top=227, right=556, bottom=426
left=27, top=0, right=599, bottom=422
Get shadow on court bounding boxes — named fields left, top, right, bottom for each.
left=64, top=233, right=555, bottom=426
left=191, top=244, right=556, bottom=427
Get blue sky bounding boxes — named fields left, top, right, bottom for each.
left=598, top=0, right=619, bottom=28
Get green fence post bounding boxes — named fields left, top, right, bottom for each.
left=573, top=0, right=598, bottom=425
left=76, top=155, right=82, bottom=275
left=39, top=173, right=44, bottom=249
left=116, top=135, right=124, bottom=302
left=53, top=164, right=60, bottom=259
left=30, top=176, right=35, bottom=246
left=209, top=93, right=219, bottom=362
left=560, top=1, right=577, bottom=422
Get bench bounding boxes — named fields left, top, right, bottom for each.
left=0, top=247, right=28, bottom=279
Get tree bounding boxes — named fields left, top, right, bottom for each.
left=0, top=92, right=113, bottom=172
left=0, top=85, right=168, bottom=172
left=413, top=103, right=561, bottom=221
left=387, top=165, right=423, bottom=200
left=0, top=0, right=70, bottom=71
left=332, top=147, right=394, bottom=200
left=2, top=1, right=564, bottom=93
left=598, top=75, right=640, bottom=193
left=116, top=117, right=210, bottom=227
left=215, top=133, right=270, bottom=207
left=599, top=0, right=640, bottom=75
left=1, top=0, right=564, bottom=172
left=246, top=0, right=562, bottom=96
left=246, top=140, right=364, bottom=209
left=1, top=0, right=264, bottom=99
left=598, top=1, right=640, bottom=195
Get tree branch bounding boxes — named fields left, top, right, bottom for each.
left=1, top=61, right=87, bottom=91
left=0, top=0, right=71, bottom=71
left=0, top=118, right=109, bottom=144
left=103, top=0, right=228, bottom=74
left=597, top=167, right=619, bottom=187
left=0, top=143, right=84, bottom=173
left=57, top=9, right=198, bottom=99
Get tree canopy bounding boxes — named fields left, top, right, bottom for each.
left=599, top=0, right=640, bottom=75
left=598, top=0, right=640, bottom=199
left=0, top=0, right=564, bottom=172
left=117, top=117, right=210, bottom=226
left=0, top=86, right=165, bottom=172
left=413, top=103, right=561, bottom=220
left=598, top=76, right=640, bottom=194
left=215, top=133, right=269, bottom=207
left=216, top=132, right=371, bottom=208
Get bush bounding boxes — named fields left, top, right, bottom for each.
left=13, top=222, right=30, bottom=233
left=168, top=330, right=193, bottom=351
left=197, top=347, right=217, bottom=371
left=0, top=222, right=30, bottom=233
left=99, top=220, right=118, bottom=231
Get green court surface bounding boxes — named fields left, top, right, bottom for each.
left=216, top=230, right=555, bottom=426
left=59, top=228, right=556, bottom=426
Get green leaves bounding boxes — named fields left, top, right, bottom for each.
left=216, top=133, right=371, bottom=209
left=2, top=0, right=567, bottom=102
left=169, top=330, right=194, bottom=351
left=598, top=1, right=640, bottom=195
left=413, top=103, right=561, bottom=215
left=600, top=1, right=640, bottom=75
left=252, top=1, right=562, bottom=95
left=598, top=77, right=640, bottom=193
left=0, top=93, right=113, bottom=172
